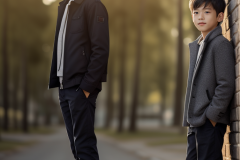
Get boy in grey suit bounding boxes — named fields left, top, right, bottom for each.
left=183, top=0, right=235, bottom=159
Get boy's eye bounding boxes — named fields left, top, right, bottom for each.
left=193, top=12, right=198, bottom=14
left=205, top=11, right=210, bottom=13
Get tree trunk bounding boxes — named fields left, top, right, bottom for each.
left=173, top=0, right=184, bottom=126
left=2, top=0, right=9, bottom=131
left=22, top=49, right=29, bottom=133
left=128, top=0, right=144, bottom=132
left=104, top=66, right=114, bottom=129
left=33, top=108, right=39, bottom=128
left=12, top=71, right=19, bottom=130
left=105, top=25, right=119, bottom=129
left=117, top=7, right=128, bottom=133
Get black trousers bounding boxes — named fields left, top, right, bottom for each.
left=186, top=119, right=227, bottom=160
left=58, top=85, right=100, bottom=160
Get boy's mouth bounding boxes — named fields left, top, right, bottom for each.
left=198, top=22, right=206, bottom=26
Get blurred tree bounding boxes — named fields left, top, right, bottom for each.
left=129, top=0, right=144, bottom=132
left=117, top=3, right=127, bottom=133
left=1, top=0, right=9, bottom=131
left=104, top=60, right=114, bottom=129
left=173, top=0, right=184, bottom=126
left=9, top=18, right=21, bottom=130
left=12, top=69, right=19, bottom=130
left=158, top=52, right=173, bottom=123
left=21, top=47, right=29, bottom=132
left=103, top=0, right=120, bottom=129
left=7, top=0, right=51, bottom=132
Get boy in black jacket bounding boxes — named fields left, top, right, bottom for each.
left=48, top=0, right=109, bottom=160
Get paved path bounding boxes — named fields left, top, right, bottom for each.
left=1, top=128, right=143, bottom=160
left=97, top=133, right=187, bottom=160
left=1, top=127, right=187, bottom=160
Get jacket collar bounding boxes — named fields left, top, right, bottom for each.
left=188, top=25, right=222, bottom=80
left=59, top=0, right=84, bottom=5
left=195, top=25, right=222, bottom=45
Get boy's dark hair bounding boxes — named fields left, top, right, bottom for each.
left=189, top=0, right=226, bottom=16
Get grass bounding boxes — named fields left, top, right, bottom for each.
left=147, top=136, right=187, bottom=146
left=95, top=128, right=176, bottom=140
left=1, top=127, right=56, bottom=135
left=0, top=140, right=36, bottom=152
left=95, top=128, right=187, bottom=146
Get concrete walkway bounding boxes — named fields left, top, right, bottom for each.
left=1, top=127, right=187, bottom=160
left=0, top=127, right=143, bottom=160
left=97, top=133, right=187, bottom=160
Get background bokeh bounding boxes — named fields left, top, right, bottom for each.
left=0, top=0, right=201, bottom=159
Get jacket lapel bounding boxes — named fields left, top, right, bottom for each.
left=188, top=41, right=199, bottom=83
left=58, top=0, right=68, bottom=19
left=189, top=26, right=222, bottom=82
left=192, top=43, right=207, bottom=80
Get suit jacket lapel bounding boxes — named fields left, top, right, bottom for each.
left=193, top=42, right=207, bottom=74
left=189, top=42, right=199, bottom=83
left=58, top=0, right=68, bottom=15
left=191, top=26, right=222, bottom=79
left=58, top=1, right=67, bottom=22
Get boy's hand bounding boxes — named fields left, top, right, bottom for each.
left=82, top=89, right=90, bottom=98
left=209, top=119, right=217, bottom=127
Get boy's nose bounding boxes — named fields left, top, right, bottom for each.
left=198, top=12, right=204, bottom=20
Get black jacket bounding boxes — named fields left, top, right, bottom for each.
left=48, top=0, right=109, bottom=93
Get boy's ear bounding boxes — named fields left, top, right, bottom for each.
left=192, top=14, right=194, bottom=22
left=217, top=12, right=224, bottom=23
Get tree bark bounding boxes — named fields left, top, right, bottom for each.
left=22, top=48, right=29, bottom=133
left=12, top=71, right=19, bottom=130
left=128, top=0, right=144, bottom=132
left=117, top=7, right=127, bottom=133
left=173, top=0, right=184, bottom=126
left=104, top=66, right=114, bottom=129
left=2, top=0, right=9, bottom=131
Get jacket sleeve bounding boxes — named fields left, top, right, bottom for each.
left=206, top=40, right=235, bottom=122
left=80, top=1, right=109, bottom=93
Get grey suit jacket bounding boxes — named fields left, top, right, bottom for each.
left=182, top=26, right=235, bottom=127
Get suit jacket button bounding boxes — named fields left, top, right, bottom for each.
left=192, top=96, right=195, bottom=98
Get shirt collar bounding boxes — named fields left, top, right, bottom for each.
left=197, top=32, right=210, bottom=45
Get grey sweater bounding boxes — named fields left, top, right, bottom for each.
left=182, top=26, right=235, bottom=127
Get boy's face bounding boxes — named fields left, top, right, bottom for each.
left=192, top=3, right=224, bottom=36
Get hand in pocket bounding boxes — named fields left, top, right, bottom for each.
left=209, top=119, right=217, bottom=127
left=82, top=89, right=90, bottom=98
